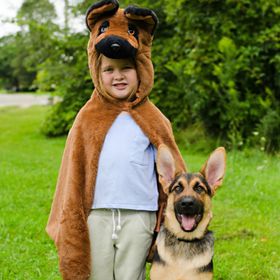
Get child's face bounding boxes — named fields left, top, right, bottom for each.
left=100, top=56, right=138, bottom=100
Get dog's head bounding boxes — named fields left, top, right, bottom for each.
left=86, top=0, right=158, bottom=102
left=157, top=145, right=226, bottom=240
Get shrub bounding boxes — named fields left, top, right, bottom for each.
left=39, top=33, right=92, bottom=136
left=154, top=0, right=280, bottom=151
left=258, top=110, right=280, bottom=153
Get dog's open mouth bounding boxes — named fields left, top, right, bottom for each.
left=174, top=197, right=204, bottom=232
left=176, top=213, right=203, bottom=232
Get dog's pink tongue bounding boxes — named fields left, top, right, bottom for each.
left=181, top=215, right=196, bottom=231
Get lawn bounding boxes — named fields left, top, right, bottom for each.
left=0, top=106, right=279, bottom=279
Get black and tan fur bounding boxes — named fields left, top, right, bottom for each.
left=150, top=145, right=226, bottom=280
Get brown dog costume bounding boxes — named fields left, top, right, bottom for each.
left=46, top=0, right=186, bottom=279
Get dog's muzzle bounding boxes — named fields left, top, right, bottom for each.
left=95, top=35, right=137, bottom=59
left=174, top=196, right=204, bottom=232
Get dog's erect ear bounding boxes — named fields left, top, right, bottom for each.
left=124, top=6, right=159, bottom=35
left=156, top=145, right=176, bottom=193
left=200, top=147, right=226, bottom=194
left=86, top=0, right=119, bottom=31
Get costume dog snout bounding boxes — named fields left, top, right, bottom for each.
left=95, top=35, right=137, bottom=58
left=175, top=196, right=204, bottom=215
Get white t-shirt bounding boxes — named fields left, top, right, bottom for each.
left=92, top=112, right=158, bottom=211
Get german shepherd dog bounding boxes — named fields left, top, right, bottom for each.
left=150, top=145, right=226, bottom=280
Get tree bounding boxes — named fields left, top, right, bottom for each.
left=17, top=0, right=57, bottom=26
left=11, top=0, right=59, bottom=91
left=0, top=36, right=19, bottom=90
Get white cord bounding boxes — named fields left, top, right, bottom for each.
left=112, top=209, right=118, bottom=240
left=116, top=209, right=121, bottom=231
left=111, top=209, right=122, bottom=240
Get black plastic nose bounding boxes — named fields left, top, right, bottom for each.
left=111, top=43, right=120, bottom=52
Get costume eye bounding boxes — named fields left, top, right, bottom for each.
left=99, top=21, right=109, bottom=34
left=193, top=184, right=205, bottom=194
left=128, top=29, right=135, bottom=35
left=128, top=24, right=138, bottom=38
left=174, top=184, right=184, bottom=194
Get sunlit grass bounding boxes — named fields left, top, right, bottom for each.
left=0, top=106, right=279, bottom=279
left=0, top=106, right=64, bottom=279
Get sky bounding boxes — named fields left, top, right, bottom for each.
left=0, top=0, right=24, bottom=37
left=0, top=0, right=84, bottom=37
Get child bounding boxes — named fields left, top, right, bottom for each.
left=88, top=54, right=158, bottom=280
left=46, top=1, right=186, bottom=279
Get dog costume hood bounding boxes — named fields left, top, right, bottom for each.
left=87, top=0, right=157, bottom=104
left=46, top=1, right=186, bottom=279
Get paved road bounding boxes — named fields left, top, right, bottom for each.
left=0, top=93, right=52, bottom=108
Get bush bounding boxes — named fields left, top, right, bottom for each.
left=153, top=0, right=280, bottom=151
left=258, top=110, right=280, bottom=153
left=39, top=33, right=92, bottom=136
left=41, top=90, right=91, bottom=137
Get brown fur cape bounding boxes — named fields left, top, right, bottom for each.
left=46, top=1, right=186, bottom=279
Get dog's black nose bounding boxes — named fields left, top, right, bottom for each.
left=180, top=197, right=195, bottom=209
left=175, top=196, right=204, bottom=216
left=111, top=43, right=120, bottom=52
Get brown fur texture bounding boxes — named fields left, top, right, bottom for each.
left=46, top=1, right=186, bottom=279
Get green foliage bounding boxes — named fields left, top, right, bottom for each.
left=258, top=109, right=280, bottom=153
left=154, top=0, right=280, bottom=151
left=41, top=89, right=91, bottom=137
left=0, top=0, right=59, bottom=91
left=17, top=0, right=57, bottom=25
left=0, top=36, right=19, bottom=90
left=39, top=32, right=93, bottom=136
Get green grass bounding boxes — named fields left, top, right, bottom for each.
left=0, top=106, right=279, bottom=279
left=0, top=106, right=64, bottom=279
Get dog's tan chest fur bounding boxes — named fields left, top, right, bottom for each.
left=150, top=229, right=214, bottom=280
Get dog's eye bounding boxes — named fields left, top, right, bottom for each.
left=193, top=185, right=205, bottom=194
left=174, top=185, right=183, bottom=194
left=99, top=21, right=109, bottom=34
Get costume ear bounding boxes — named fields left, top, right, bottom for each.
left=86, top=0, right=119, bottom=31
left=200, top=147, right=226, bottom=194
left=124, top=6, right=159, bottom=35
left=156, top=145, right=176, bottom=193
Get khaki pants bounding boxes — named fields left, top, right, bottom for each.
left=87, top=209, right=156, bottom=280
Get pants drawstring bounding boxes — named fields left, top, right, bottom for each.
left=112, top=209, right=121, bottom=240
